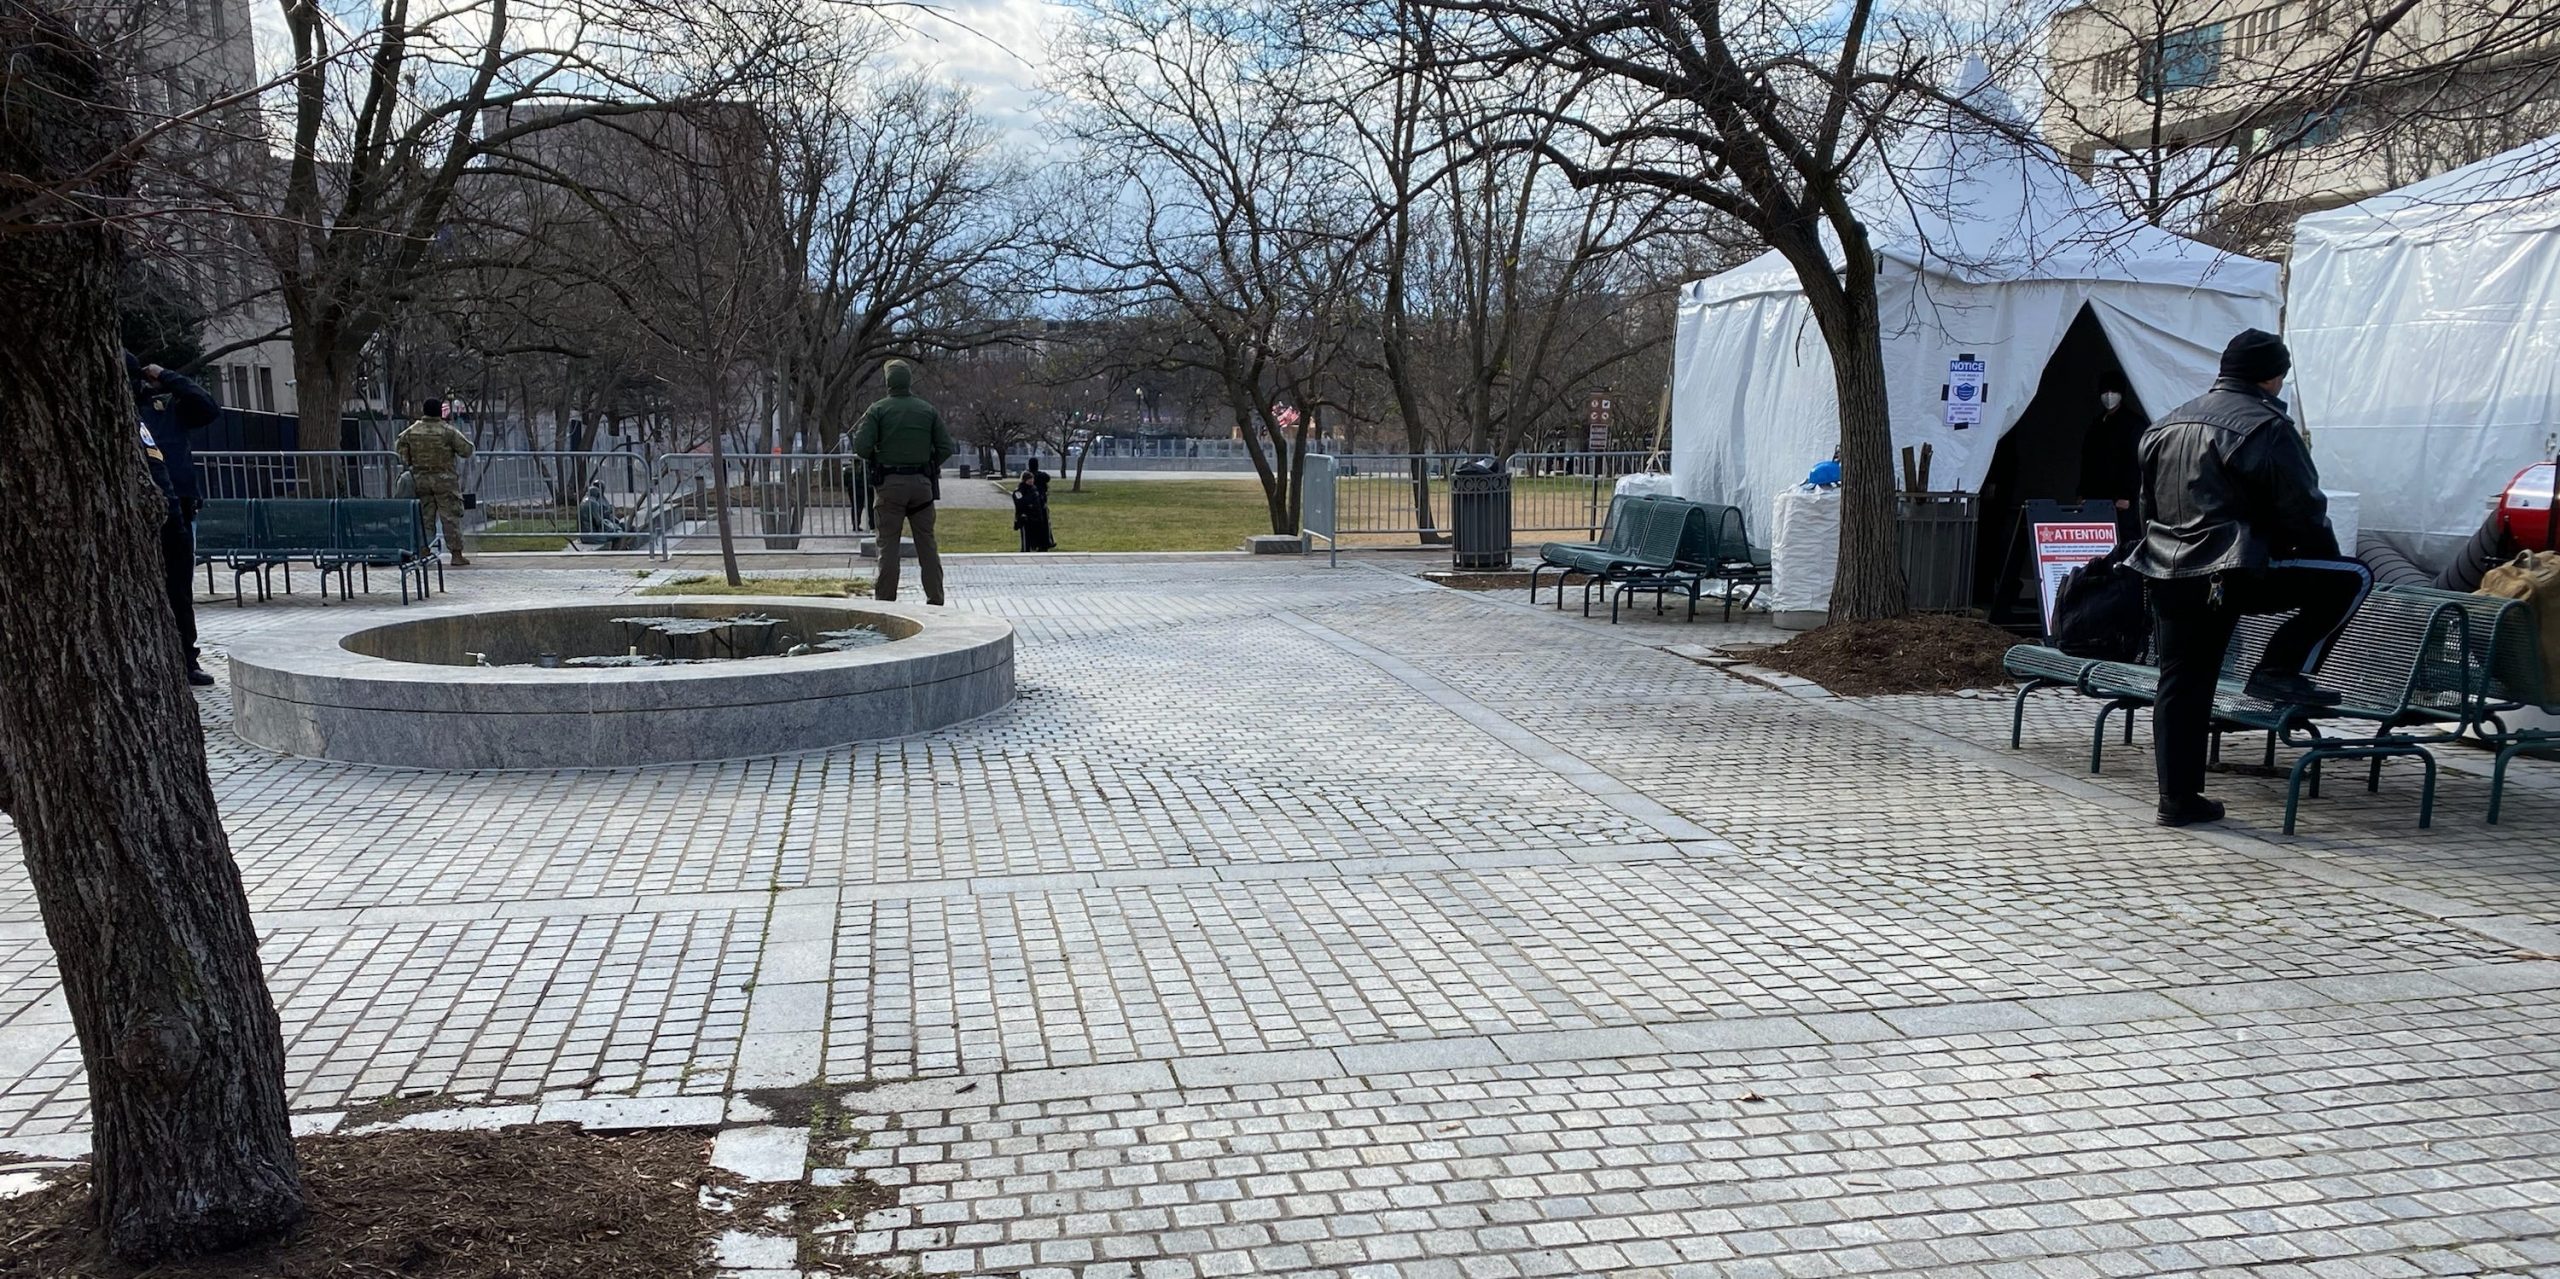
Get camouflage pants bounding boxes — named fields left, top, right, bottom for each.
left=418, top=486, right=466, bottom=560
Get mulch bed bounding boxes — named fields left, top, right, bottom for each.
left=2, top=1125, right=719, bottom=1278
left=1747, top=614, right=2021, bottom=697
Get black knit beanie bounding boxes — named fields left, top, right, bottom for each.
left=2220, top=328, right=2291, bottom=383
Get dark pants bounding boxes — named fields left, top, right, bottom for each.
left=2148, top=558, right=2372, bottom=802
left=159, top=501, right=198, bottom=661
left=873, top=473, right=944, bottom=604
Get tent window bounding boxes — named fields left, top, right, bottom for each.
left=2142, top=24, right=2224, bottom=99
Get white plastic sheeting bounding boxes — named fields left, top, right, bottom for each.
left=2290, top=136, right=2560, bottom=561
left=1613, top=472, right=1676, bottom=502
left=1670, top=71, right=2281, bottom=549
left=1768, top=487, right=1842, bottom=625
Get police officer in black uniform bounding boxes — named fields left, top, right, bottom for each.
left=2134, top=329, right=2371, bottom=827
left=130, top=352, right=221, bottom=687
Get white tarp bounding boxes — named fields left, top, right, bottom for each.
left=2290, top=135, right=2560, bottom=562
left=1670, top=69, right=2282, bottom=548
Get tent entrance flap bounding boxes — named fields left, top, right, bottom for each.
left=1974, top=304, right=2149, bottom=623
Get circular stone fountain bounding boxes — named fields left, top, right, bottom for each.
left=226, top=597, right=1012, bottom=769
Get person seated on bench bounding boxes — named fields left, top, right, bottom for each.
left=2134, top=328, right=2372, bottom=828
left=578, top=480, right=639, bottom=548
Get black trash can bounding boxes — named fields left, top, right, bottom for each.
left=1451, top=459, right=1513, bottom=570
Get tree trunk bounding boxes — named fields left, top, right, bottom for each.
left=0, top=5, right=305, bottom=1262
left=1821, top=289, right=1908, bottom=622
left=289, top=339, right=349, bottom=493
left=708, top=424, right=744, bottom=586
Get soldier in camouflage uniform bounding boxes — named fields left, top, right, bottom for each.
left=396, top=398, right=475, bottom=565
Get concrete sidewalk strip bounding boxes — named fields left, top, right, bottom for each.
left=2018, top=990, right=2192, bottom=1027
left=535, top=1095, right=725, bottom=1131
left=2158, top=977, right=2330, bottom=1014
left=999, top=1061, right=1175, bottom=1106
left=1875, top=1000, right=2051, bottom=1038
left=1167, top=1047, right=1343, bottom=1089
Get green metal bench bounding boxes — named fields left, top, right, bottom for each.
left=257, top=498, right=341, bottom=600
left=1533, top=497, right=1681, bottom=612
left=2382, top=584, right=2556, bottom=823
left=1607, top=500, right=1739, bottom=623
left=331, top=499, right=439, bottom=604
left=2001, top=645, right=2099, bottom=749
left=1575, top=498, right=1693, bottom=617
left=1532, top=495, right=1645, bottom=606
left=193, top=498, right=267, bottom=606
left=2007, top=592, right=2467, bottom=833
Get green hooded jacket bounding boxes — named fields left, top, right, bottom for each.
left=851, top=362, right=953, bottom=470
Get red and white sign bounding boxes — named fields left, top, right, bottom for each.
left=2033, top=521, right=2118, bottom=636
left=1585, top=393, right=1614, bottom=451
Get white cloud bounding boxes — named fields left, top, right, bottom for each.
left=893, top=0, right=1066, bottom=158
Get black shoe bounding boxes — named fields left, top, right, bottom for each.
left=186, top=662, right=216, bottom=688
left=2156, top=795, right=2226, bottom=827
left=2244, top=672, right=2344, bottom=707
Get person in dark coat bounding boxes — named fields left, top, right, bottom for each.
left=129, top=352, right=220, bottom=687
left=2079, top=384, right=2144, bottom=540
left=2133, top=329, right=2371, bottom=827
left=1013, top=458, right=1056, bottom=552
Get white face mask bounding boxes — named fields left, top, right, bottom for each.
left=2100, top=391, right=2124, bottom=412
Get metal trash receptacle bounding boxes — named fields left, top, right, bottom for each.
left=1897, top=490, right=1979, bottom=612
left=1451, top=459, right=1513, bottom=570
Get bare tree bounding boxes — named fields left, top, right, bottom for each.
left=1055, top=0, right=1383, bottom=536
left=0, top=0, right=302, bottom=1259
left=1399, top=0, right=1981, bottom=618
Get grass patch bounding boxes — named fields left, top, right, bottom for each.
left=641, top=575, right=870, bottom=597
left=933, top=479, right=1275, bottom=553
left=469, top=517, right=573, bottom=553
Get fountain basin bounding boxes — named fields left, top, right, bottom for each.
left=227, top=597, right=1012, bottom=769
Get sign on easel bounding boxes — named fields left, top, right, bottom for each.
left=2032, top=521, right=2117, bottom=635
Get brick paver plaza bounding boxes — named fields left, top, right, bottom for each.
left=5, top=556, right=2560, bottom=1276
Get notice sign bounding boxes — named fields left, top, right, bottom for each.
left=2033, top=522, right=2118, bottom=636
left=1946, top=357, right=1986, bottom=429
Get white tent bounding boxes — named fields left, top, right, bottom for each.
left=1669, top=76, right=2282, bottom=548
left=2290, top=136, right=2560, bottom=564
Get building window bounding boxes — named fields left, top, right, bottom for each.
left=2143, top=23, right=2224, bottom=99
left=255, top=366, right=275, bottom=413
left=2232, top=6, right=2283, bottom=58
left=230, top=365, right=251, bottom=408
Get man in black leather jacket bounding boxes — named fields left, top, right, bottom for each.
left=2134, top=329, right=2371, bottom=827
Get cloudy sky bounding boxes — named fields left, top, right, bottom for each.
left=900, top=0, right=1064, bottom=147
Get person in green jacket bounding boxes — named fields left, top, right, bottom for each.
left=849, top=360, right=954, bottom=604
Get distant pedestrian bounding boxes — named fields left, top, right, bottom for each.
left=851, top=360, right=954, bottom=604
left=1014, top=458, right=1056, bottom=552
left=2133, top=329, right=2370, bottom=827
left=396, top=399, right=475, bottom=565
left=128, top=352, right=220, bottom=687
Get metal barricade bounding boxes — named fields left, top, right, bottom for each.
left=1502, top=452, right=1661, bottom=537
left=1301, top=454, right=1338, bottom=567
left=195, top=450, right=401, bottom=499
left=1316, top=451, right=1663, bottom=545
left=463, top=451, right=658, bottom=552
left=651, top=453, right=872, bottom=554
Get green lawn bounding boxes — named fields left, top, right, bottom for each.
left=469, top=516, right=575, bottom=553
left=932, top=480, right=1277, bottom=553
